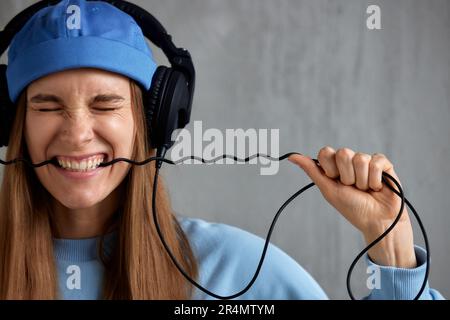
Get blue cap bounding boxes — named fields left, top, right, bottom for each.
left=6, top=0, right=157, bottom=102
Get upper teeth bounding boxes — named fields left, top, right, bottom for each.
left=57, top=156, right=104, bottom=171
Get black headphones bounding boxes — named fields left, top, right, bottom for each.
left=0, top=0, right=195, bottom=157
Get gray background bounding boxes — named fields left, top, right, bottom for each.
left=1, top=0, right=449, bottom=299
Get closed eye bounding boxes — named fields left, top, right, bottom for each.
left=37, top=108, right=63, bottom=112
left=35, top=107, right=120, bottom=112
left=92, top=107, right=120, bottom=112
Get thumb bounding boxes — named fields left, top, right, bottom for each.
left=288, top=154, right=337, bottom=197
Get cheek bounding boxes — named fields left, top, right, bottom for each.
left=101, top=112, right=136, bottom=156
left=25, top=113, right=59, bottom=162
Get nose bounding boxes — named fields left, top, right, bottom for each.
left=59, top=109, right=95, bottom=148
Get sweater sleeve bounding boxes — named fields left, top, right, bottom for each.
left=363, top=245, right=444, bottom=300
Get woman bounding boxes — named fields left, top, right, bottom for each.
left=0, top=0, right=443, bottom=299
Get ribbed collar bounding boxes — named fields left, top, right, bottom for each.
left=53, top=230, right=117, bottom=262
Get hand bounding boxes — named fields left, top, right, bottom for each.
left=289, top=147, right=417, bottom=268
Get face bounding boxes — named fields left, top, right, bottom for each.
left=25, top=68, right=135, bottom=210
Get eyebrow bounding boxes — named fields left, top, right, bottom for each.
left=29, top=94, right=63, bottom=104
left=90, top=94, right=125, bottom=104
left=28, top=93, right=125, bottom=104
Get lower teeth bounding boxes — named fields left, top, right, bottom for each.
left=60, top=167, right=99, bottom=172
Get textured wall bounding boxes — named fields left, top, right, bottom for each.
left=1, top=0, right=449, bottom=299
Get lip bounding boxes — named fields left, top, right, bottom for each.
left=54, top=164, right=105, bottom=180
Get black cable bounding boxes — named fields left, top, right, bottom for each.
left=0, top=152, right=429, bottom=300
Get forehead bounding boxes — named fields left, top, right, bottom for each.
left=27, top=68, right=131, bottom=98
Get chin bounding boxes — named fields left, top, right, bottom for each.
left=55, top=191, right=107, bottom=210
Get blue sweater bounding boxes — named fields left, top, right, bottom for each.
left=54, top=217, right=444, bottom=300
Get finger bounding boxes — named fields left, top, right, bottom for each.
left=352, top=152, right=371, bottom=190
left=335, top=148, right=356, bottom=186
left=317, top=146, right=340, bottom=179
left=369, top=153, right=396, bottom=191
left=288, top=154, right=338, bottom=202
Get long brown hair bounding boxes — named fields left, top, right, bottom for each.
left=0, top=79, right=198, bottom=299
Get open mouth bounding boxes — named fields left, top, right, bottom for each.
left=53, top=154, right=108, bottom=172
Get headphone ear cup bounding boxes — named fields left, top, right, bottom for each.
left=144, top=65, right=192, bottom=151
left=161, top=69, right=190, bottom=145
left=144, top=66, right=169, bottom=150
left=0, top=64, right=16, bottom=148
